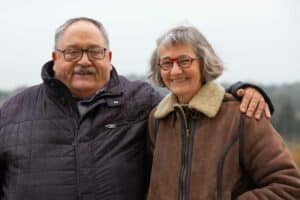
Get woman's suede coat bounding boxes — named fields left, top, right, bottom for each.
left=147, top=81, right=300, bottom=200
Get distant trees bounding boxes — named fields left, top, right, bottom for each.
left=0, top=86, right=26, bottom=106
left=265, top=83, right=300, bottom=141
left=0, top=90, right=10, bottom=105
left=0, top=80, right=299, bottom=142
left=272, top=97, right=299, bottom=140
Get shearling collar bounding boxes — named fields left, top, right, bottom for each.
left=154, top=81, right=225, bottom=119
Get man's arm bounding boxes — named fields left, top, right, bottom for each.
left=227, top=82, right=274, bottom=120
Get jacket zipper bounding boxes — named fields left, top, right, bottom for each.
left=186, top=120, right=195, bottom=200
left=182, top=127, right=190, bottom=200
left=72, top=119, right=81, bottom=199
left=69, top=102, right=81, bottom=200
left=176, top=106, right=195, bottom=200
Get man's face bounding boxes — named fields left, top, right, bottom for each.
left=52, top=21, right=112, bottom=98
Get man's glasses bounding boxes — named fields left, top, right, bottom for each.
left=56, top=46, right=107, bottom=62
left=158, top=55, right=199, bottom=71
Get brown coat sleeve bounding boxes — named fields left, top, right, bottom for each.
left=238, top=116, right=300, bottom=199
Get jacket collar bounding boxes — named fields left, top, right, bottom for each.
left=154, top=81, right=225, bottom=119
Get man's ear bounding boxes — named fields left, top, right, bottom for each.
left=108, top=51, right=113, bottom=71
left=52, top=51, right=57, bottom=61
left=108, top=51, right=112, bottom=61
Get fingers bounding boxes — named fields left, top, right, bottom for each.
left=264, top=105, right=271, bottom=119
left=254, top=97, right=265, bottom=120
left=245, top=89, right=261, bottom=118
left=240, top=87, right=271, bottom=120
left=239, top=87, right=270, bottom=120
left=239, top=88, right=254, bottom=113
left=237, top=88, right=245, bottom=97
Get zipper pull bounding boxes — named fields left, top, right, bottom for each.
left=186, top=128, right=190, bottom=137
left=105, top=124, right=117, bottom=129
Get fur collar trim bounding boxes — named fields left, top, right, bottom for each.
left=154, top=81, right=225, bottom=119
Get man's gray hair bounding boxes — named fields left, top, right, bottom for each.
left=149, top=26, right=223, bottom=87
left=54, top=17, right=110, bottom=49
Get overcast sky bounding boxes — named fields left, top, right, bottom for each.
left=0, top=0, right=299, bottom=90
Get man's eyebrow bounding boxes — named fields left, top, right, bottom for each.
left=64, top=44, right=104, bottom=49
left=64, top=45, right=80, bottom=49
left=88, top=44, right=102, bottom=48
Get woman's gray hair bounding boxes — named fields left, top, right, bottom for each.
left=54, top=17, right=110, bottom=49
left=149, top=26, right=223, bottom=87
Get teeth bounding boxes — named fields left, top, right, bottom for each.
left=172, top=78, right=186, bottom=83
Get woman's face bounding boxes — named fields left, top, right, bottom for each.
left=159, top=43, right=202, bottom=103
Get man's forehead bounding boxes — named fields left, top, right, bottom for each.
left=64, top=21, right=103, bottom=36
left=58, top=21, right=106, bottom=48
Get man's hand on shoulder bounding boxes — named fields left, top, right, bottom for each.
left=237, top=87, right=271, bottom=120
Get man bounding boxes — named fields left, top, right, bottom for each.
left=0, top=17, right=272, bottom=200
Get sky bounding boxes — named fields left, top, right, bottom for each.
left=0, top=0, right=299, bottom=90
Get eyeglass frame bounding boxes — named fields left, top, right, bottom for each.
left=158, top=55, right=200, bottom=71
left=55, top=46, right=107, bottom=62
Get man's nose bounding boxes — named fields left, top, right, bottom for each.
left=78, top=52, right=92, bottom=64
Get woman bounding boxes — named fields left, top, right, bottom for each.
left=147, top=26, right=300, bottom=199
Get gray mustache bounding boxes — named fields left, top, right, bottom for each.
left=73, top=65, right=96, bottom=75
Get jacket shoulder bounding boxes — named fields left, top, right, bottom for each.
left=223, top=92, right=239, bottom=102
left=119, top=76, right=162, bottom=106
left=218, top=93, right=241, bottom=115
left=1, top=84, right=43, bottom=108
left=0, top=84, right=44, bottom=126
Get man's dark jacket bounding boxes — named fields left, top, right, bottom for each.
left=0, top=61, right=162, bottom=200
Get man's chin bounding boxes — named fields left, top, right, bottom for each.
left=71, top=84, right=98, bottom=98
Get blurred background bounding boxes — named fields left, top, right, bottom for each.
left=1, top=0, right=299, bottom=166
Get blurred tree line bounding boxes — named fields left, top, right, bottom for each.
left=0, top=78, right=299, bottom=142
left=0, top=86, right=27, bottom=105
left=264, top=83, right=300, bottom=142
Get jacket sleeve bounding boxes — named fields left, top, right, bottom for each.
left=237, top=116, right=300, bottom=199
left=226, top=81, right=274, bottom=114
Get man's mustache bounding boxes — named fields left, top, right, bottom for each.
left=73, top=65, right=96, bottom=75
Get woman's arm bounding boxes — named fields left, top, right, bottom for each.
left=238, top=116, right=300, bottom=199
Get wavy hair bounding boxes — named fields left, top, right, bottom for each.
left=149, top=26, right=223, bottom=87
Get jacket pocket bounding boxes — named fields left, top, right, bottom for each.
left=104, top=119, right=144, bottom=129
